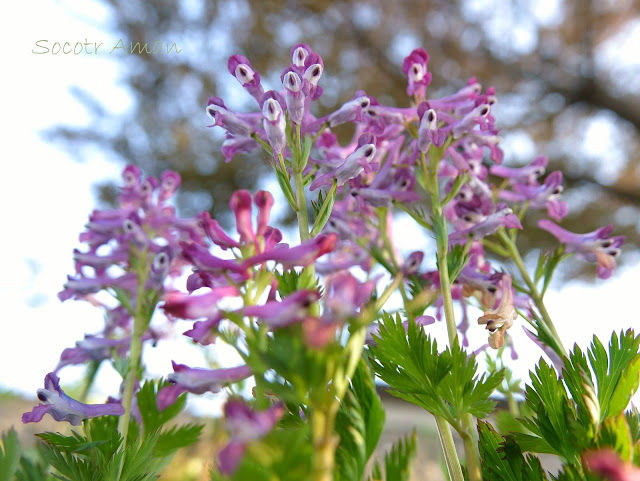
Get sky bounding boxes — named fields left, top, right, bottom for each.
left=1, top=0, right=639, bottom=419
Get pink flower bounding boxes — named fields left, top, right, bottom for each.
left=584, top=449, right=640, bottom=481
left=402, top=48, right=432, bottom=99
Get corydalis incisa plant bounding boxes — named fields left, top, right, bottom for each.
left=14, top=42, right=633, bottom=481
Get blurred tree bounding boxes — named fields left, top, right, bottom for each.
left=48, top=0, right=640, bottom=273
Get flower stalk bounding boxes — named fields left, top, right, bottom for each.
left=116, top=249, right=151, bottom=480
left=421, top=148, right=477, bottom=481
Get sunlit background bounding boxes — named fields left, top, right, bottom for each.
left=2, top=0, right=640, bottom=422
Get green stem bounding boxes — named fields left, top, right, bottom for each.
left=116, top=253, right=150, bottom=480
left=506, top=390, right=519, bottom=416
left=278, top=153, right=296, bottom=200
left=461, top=429, right=482, bottom=481
left=496, top=229, right=567, bottom=357
left=292, top=127, right=310, bottom=242
left=311, top=406, right=339, bottom=481
left=251, top=132, right=273, bottom=156
left=423, top=151, right=457, bottom=345
left=293, top=166, right=310, bottom=241
left=312, top=122, right=329, bottom=143
left=422, top=151, right=483, bottom=481
left=435, top=415, right=465, bottom=481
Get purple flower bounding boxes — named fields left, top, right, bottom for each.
left=538, top=219, right=624, bottom=279
left=449, top=203, right=522, bottom=242
left=243, top=290, right=320, bottom=328
left=281, top=69, right=306, bottom=124
left=417, top=104, right=446, bottom=150
left=261, top=91, right=287, bottom=155
left=159, top=171, right=181, bottom=203
left=218, top=400, right=285, bottom=475
left=302, top=56, right=324, bottom=101
left=55, top=335, right=132, bottom=371
left=61, top=165, right=201, bottom=304
left=323, top=272, right=376, bottom=320
left=402, top=48, right=432, bottom=99
left=183, top=313, right=223, bottom=345
left=402, top=251, right=424, bottom=276
left=180, top=241, right=251, bottom=278
left=499, top=171, right=568, bottom=221
left=227, top=55, right=264, bottom=103
left=221, top=134, right=260, bottom=163
left=254, top=190, right=274, bottom=236
left=22, top=373, right=124, bottom=426
left=450, top=103, right=491, bottom=139
left=490, top=156, right=547, bottom=185
left=157, top=362, right=252, bottom=410
left=198, top=211, right=240, bottom=250
left=310, top=134, right=377, bottom=190
left=291, top=43, right=312, bottom=69
left=242, top=233, right=337, bottom=270
left=327, top=95, right=371, bottom=127
left=58, top=272, right=138, bottom=301
left=206, top=97, right=254, bottom=137
left=162, top=286, right=240, bottom=320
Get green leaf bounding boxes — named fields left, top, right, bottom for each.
left=599, top=414, right=634, bottom=462
left=626, top=406, right=640, bottom=444
left=524, top=360, right=579, bottom=461
left=561, top=345, right=600, bottom=438
left=368, top=432, right=417, bottom=481
left=300, top=134, right=312, bottom=172
left=136, top=379, right=187, bottom=434
left=478, top=421, right=549, bottom=481
left=590, top=330, right=640, bottom=421
left=534, top=251, right=547, bottom=285
left=0, top=428, right=21, bottom=480
left=441, top=172, right=469, bottom=206
left=511, top=432, right=559, bottom=456
left=274, top=269, right=320, bottom=298
left=16, top=451, right=56, bottom=481
left=540, top=246, right=566, bottom=297
left=154, top=424, right=203, bottom=458
left=275, top=168, right=298, bottom=212
left=335, top=359, right=385, bottom=481
left=370, top=313, right=502, bottom=428
left=392, top=202, right=431, bottom=230
left=112, top=286, right=134, bottom=315
left=447, top=240, right=471, bottom=283
left=310, top=182, right=336, bottom=237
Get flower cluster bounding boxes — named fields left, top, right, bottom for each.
left=21, top=43, right=630, bottom=481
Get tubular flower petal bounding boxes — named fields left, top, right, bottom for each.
left=538, top=219, right=624, bottom=279
left=227, top=55, right=264, bottom=102
left=157, top=362, right=252, bottom=410
left=402, top=48, right=432, bottom=99
left=22, top=373, right=124, bottom=426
